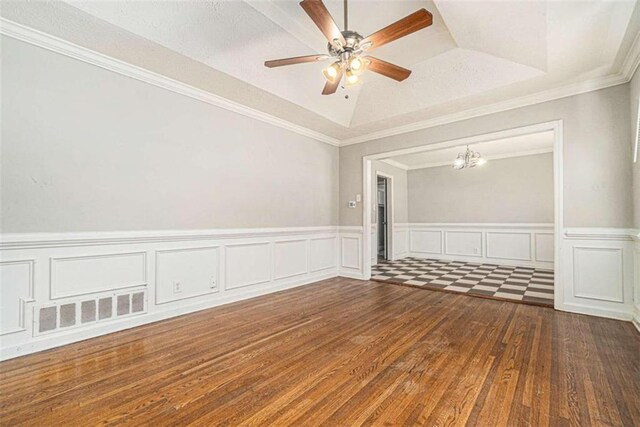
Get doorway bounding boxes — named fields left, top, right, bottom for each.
left=362, top=120, right=563, bottom=310
left=377, top=175, right=389, bottom=260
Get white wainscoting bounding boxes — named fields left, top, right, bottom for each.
left=339, top=227, right=364, bottom=279
left=405, top=223, right=554, bottom=269
left=633, top=234, right=640, bottom=332
left=0, top=260, right=35, bottom=335
left=50, top=252, right=147, bottom=299
left=0, top=226, right=339, bottom=360
left=226, top=242, right=272, bottom=290
left=561, top=228, right=636, bottom=321
left=393, top=224, right=409, bottom=259
left=155, top=246, right=220, bottom=305
left=633, top=233, right=640, bottom=332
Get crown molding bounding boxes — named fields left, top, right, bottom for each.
left=2, top=18, right=639, bottom=149
left=621, top=30, right=640, bottom=80
left=342, top=31, right=640, bottom=146
left=340, top=73, right=629, bottom=146
left=0, top=18, right=341, bottom=147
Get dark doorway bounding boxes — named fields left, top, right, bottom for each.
left=377, top=176, right=389, bottom=260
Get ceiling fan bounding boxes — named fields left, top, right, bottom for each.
left=264, top=0, right=433, bottom=95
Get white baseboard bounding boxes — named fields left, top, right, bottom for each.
left=338, top=270, right=365, bottom=280
left=406, top=252, right=552, bottom=270
left=558, top=302, right=633, bottom=322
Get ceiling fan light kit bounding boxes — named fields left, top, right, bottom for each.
left=264, top=0, right=433, bottom=95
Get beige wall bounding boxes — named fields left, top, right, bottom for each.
left=1, top=37, right=339, bottom=232
left=408, top=153, right=554, bottom=223
left=371, top=160, right=408, bottom=224
left=340, top=84, right=633, bottom=227
left=630, top=70, right=640, bottom=229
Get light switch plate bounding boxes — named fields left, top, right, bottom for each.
left=348, top=201, right=357, bottom=208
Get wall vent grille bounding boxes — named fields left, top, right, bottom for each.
left=34, top=289, right=146, bottom=336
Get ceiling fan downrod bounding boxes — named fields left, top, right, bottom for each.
left=344, top=0, right=348, bottom=31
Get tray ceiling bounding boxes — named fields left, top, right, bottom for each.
left=1, top=0, right=638, bottom=144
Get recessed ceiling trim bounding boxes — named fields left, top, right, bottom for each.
left=621, top=29, right=640, bottom=79
left=2, top=18, right=639, bottom=149
left=393, top=147, right=554, bottom=171
left=0, top=18, right=341, bottom=147
left=340, top=72, right=630, bottom=146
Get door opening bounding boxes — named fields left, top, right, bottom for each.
left=377, top=176, right=389, bottom=261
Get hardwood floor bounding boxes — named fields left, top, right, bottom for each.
left=1, top=278, right=639, bottom=426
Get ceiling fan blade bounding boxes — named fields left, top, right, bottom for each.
left=362, top=9, right=433, bottom=51
left=322, top=68, right=343, bottom=95
left=265, top=54, right=329, bottom=68
left=300, top=0, right=346, bottom=47
left=366, top=57, right=411, bottom=81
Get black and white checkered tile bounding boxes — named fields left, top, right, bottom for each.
left=371, top=257, right=554, bottom=307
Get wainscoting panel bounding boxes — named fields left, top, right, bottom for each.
left=341, top=237, right=360, bottom=270
left=310, top=236, right=337, bottom=273
left=0, top=260, right=35, bottom=335
left=155, top=246, right=220, bottom=304
left=338, top=227, right=364, bottom=279
left=225, top=242, right=272, bottom=290
left=0, top=227, right=339, bottom=360
left=633, top=236, right=640, bottom=332
left=486, top=232, right=531, bottom=261
left=572, top=247, right=624, bottom=303
left=409, top=230, right=442, bottom=255
left=274, top=239, right=308, bottom=280
left=535, top=233, right=555, bottom=262
left=393, top=227, right=409, bottom=259
left=561, top=229, right=635, bottom=321
left=50, top=252, right=147, bottom=299
left=445, top=231, right=483, bottom=258
left=406, top=224, right=554, bottom=269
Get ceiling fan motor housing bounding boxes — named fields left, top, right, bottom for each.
left=328, top=30, right=364, bottom=58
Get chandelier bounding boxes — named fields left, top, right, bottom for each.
left=453, top=145, right=486, bottom=170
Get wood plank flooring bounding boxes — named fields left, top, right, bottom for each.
left=1, top=277, right=639, bottom=426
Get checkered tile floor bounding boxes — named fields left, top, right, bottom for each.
left=371, top=257, right=554, bottom=307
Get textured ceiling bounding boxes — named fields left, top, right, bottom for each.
left=383, top=131, right=554, bottom=170
left=2, top=0, right=638, bottom=142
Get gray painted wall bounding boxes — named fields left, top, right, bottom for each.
left=407, top=153, right=554, bottom=223
left=1, top=37, right=339, bottom=232
left=630, top=69, right=640, bottom=229
left=340, top=84, right=633, bottom=227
